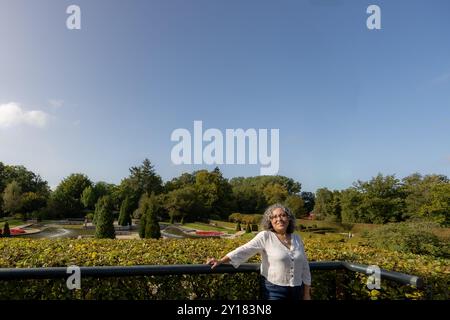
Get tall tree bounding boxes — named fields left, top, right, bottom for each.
left=418, top=183, right=450, bottom=226
left=355, top=174, right=404, bottom=223
left=3, top=221, right=10, bottom=237
left=144, top=193, right=161, bottom=239
left=118, top=159, right=163, bottom=214
left=118, top=197, right=133, bottom=226
left=284, top=194, right=306, bottom=218
left=81, top=186, right=96, bottom=210
left=164, top=186, right=199, bottom=223
left=301, top=192, right=316, bottom=214
left=340, top=188, right=363, bottom=223
left=51, top=173, right=92, bottom=217
left=313, top=188, right=334, bottom=220
left=263, top=183, right=289, bottom=205
left=94, top=196, right=115, bottom=239
left=2, top=181, right=22, bottom=215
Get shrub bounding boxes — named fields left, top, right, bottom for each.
left=0, top=237, right=447, bottom=300
left=236, top=222, right=241, bottom=231
left=94, top=196, right=115, bottom=239
left=363, top=222, right=448, bottom=257
left=118, top=197, right=132, bottom=226
left=3, top=222, right=10, bottom=237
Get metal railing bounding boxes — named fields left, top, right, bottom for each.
left=0, top=261, right=423, bottom=288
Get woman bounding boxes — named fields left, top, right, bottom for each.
left=207, top=204, right=312, bottom=300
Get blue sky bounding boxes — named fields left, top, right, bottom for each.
left=0, top=0, right=449, bottom=192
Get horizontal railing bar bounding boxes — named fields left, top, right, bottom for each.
left=0, top=261, right=423, bottom=288
left=342, top=262, right=424, bottom=288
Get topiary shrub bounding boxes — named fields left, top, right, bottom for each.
left=3, top=222, right=10, bottom=237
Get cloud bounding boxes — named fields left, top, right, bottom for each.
left=49, top=99, right=64, bottom=108
left=0, top=102, right=49, bottom=128
left=432, top=72, right=450, bottom=85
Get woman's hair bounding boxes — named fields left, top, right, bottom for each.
left=261, top=203, right=296, bottom=234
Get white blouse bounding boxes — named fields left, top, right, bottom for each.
left=226, top=230, right=311, bottom=287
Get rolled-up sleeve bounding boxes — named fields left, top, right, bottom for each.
left=227, top=231, right=266, bottom=268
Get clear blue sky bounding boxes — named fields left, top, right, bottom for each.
left=0, top=0, right=449, bottom=192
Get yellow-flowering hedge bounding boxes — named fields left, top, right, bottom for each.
left=0, top=237, right=448, bottom=300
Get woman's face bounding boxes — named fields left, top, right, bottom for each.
left=270, top=208, right=289, bottom=234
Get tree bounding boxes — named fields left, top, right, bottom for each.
left=232, top=184, right=267, bottom=214
left=284, top=194, right=306, bottom=218
left=354, top=174, right=404, bottom=223
left=0, top=164, right=50, bottom=196
left=81, top=186, right=96, bottom=210
left=236, top=221, right=241, bottom=231
left=301, top=192, right=315, bottom=214
left=139, top=193, right=161, bottom=239
left=164, top=186, right=200, bottom=223
left=245, top=223, right=251, bottom=233
left=51, top=174, right=92, bottom=218
left=145, top=193, right=161, bottom=239
left=3, top=221, right=10, bottom=237
left=263, top=183, right=289, bottom=205
left=94, top=196, right=115, bottom=239
left=2, top=181, right=22, bottom=215
left=340, top=188, right=363, bottom=223
left=0, top=162, right=50, bottom=216
left=418, top=183, right=450, bottom=226
left=230, top=175, right=301, bottom=213
left=21, top=192, right=47, bottom=215
left=118, top=197, right=132, bottom=226
left=313, top=188, right=334, bottom=220
left=402, top=173, right=449, bottom=224
left=194, top=168, right=234, bottom=219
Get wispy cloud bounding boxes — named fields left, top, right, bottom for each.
left=0, top=102, right=49, bottom=128
left=431, top=72, right=450, bottom=85
left=48, top=99, right=64, bottom=108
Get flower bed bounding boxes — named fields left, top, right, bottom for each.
left=195, top=231, right=223, bottom=236
left=10, top=228, right=26, bottom=235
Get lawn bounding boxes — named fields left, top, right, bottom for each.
left=182, top=222, right=236, bottom=234
left=0, top=219, right=26, bottom=228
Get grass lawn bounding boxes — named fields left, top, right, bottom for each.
left=0, top=219, right=26, bottom=228
left=180, top=222, right=236, bottom=234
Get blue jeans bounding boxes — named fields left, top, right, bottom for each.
left=261, top=277, right=304, bottom=300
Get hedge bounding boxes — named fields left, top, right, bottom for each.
left=0, top=237, right=448, bottom=300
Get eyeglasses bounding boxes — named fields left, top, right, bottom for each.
left=270, top=213, right=288, bottom=220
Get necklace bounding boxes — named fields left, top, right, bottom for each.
left=277, top=233, right=290, bottom=245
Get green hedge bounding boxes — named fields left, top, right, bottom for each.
left=0, top=237, right=448, bottom=300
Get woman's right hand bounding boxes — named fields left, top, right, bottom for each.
left=206, top=257, right=222, bottom=269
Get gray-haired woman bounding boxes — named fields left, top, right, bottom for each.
left=206, top=204, right=311, bottom=300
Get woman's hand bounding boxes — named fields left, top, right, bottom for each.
left=206, top=257, right=222, bottom=269
left=303, top=285, right=312, bottom=300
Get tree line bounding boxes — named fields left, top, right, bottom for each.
left=1, top=160, right=449, bottom=230
left=314, top=173, right=449, bottom=226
